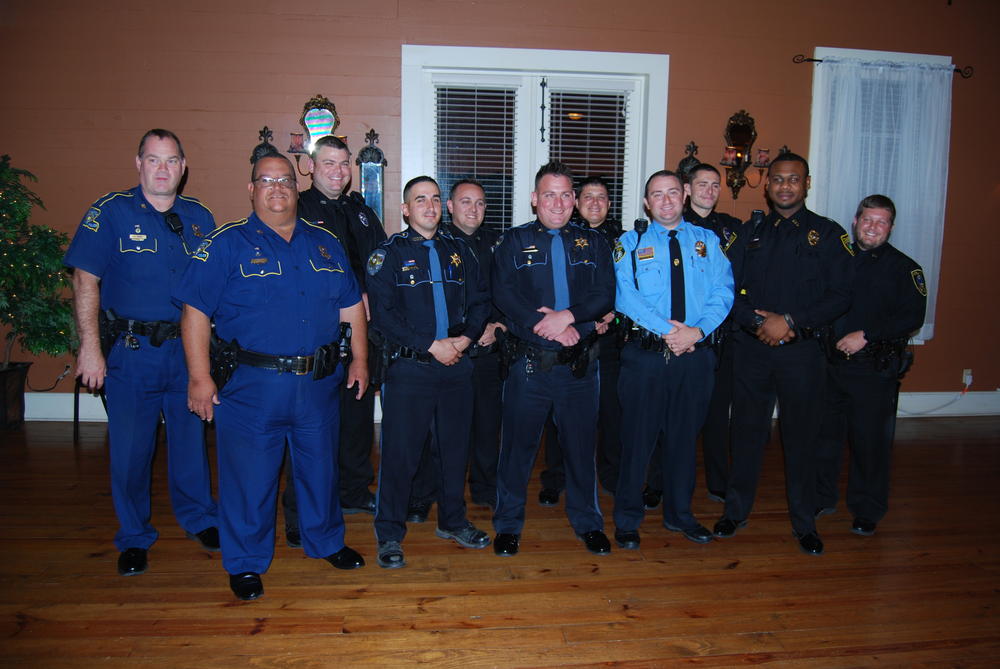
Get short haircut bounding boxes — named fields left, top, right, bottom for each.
left=768, top=151, right=810, bottom=176
left=576, top=175, right=611, bottom=198
left=250, top=151, right=294, bottom=181
left=686, top=163, right=720, bottom=183
left=534, top=160, right=575, bottom=190
left=403, top=175, right=439, bottom=202
left=449, top=178, right=485, bottom=201
left=138, top=129, right=185, bottom=159
left=643, top=169, right=682, bottom=197
left=310, top=135, right=351, bottom=158
left=855, top=194, right=896, bottom=224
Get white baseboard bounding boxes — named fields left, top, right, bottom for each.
left=23, top=391, right=999, bottom=423
left=24, top=392, right=385, bottom=422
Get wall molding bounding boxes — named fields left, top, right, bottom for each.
left=23, top=391, right=999, bottom=423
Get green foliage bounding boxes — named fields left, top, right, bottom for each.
left=0, top=154, right=76, bottom=367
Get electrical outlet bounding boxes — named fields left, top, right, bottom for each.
left=962, top=368, right=973, bottom=387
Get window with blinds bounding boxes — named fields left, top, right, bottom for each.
left=549, top=90, right=629, bottom=224
left=435, top=87, right=517, bottom=232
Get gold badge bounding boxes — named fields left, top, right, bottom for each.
left=807, top=229, right=820, bottom=246
left=192, top=224, right=203, bottom=237
left=574, top=237, right=589, bottom=249
left=318, top=245, right=331, bottom=260
left=450, top=253, right=461, bottom=267
left=695, top=240, right=707, bottom=257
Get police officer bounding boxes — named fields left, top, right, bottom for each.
left=281, top=136, right=387, bottom=547
left=539, top=175, right=623, bottom=503
left=491, top=161, right=615, bottom=557
left=715, top=152, right=853, bottom=555
left=405, top=179, right=504, bottom=519
left=612, top=170, right=734, bottom=549
left=684, top=164, right=744, bottom=504
left=367, top=176, right=492, bottom=569
left=65, top=129, right=219, bottom=577
left=175, top=153, right=367, bottom=600
left=815, top=194, right=926, bottom=536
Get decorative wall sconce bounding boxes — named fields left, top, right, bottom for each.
left=356, top=129, right=388, bottom=224
left=676, top=141, right=701, bottom=181
left=719, top=110, right=770, bottom=199
left=288, top=94, right=342, bottom=176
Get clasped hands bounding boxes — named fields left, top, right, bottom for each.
left=534, top=307, right=579, bottom=346
left=754, top=309, right=797, bottom=346
left=429, top=335, right=472, bottom=365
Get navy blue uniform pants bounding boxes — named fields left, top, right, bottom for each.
left=375, top=357, right=473, bottom=544
left=614, top=344, right=715, bottom=531
left=700, top=338, right=734, bottom=495
left=816, top=359, right=900, bottom=522
left=104, top=335, right=217, bottom=551
left=725, top=332, right=825, bottom=534
left=493, top=357, right=603, bottom=535
left=215, top=366, right=346, bottom=575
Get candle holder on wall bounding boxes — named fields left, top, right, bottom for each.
left=719, top=110, right=771, bottom=199
left=356, top=129, right=387, bottom=224
left=288, top=94, right=342, bottom=176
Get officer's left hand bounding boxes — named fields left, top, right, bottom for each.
left=188, top=375, right=220, bottom=422
left=663, top=320, right=701, bottom=355
left=837, top=330, right=867, bottom=356
left=478, top=322, right=505, bottom=346
left=534, top=307, right=575, bottom=340
left=429, top=339, right=463, bottom=366
left=553, top=327, right=580, bottom=347
left=594, top=311, right=614, bottom=335
left=346, top=359, right=369, bottom=399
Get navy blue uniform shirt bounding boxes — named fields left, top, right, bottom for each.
left=366, top=228, right=490, bottom=354
left=729, top=207, right=853, bottom=330
left=492, top=220, right=615, bottom=350
left=172, top=213, right=360, bottom=355
left=684, top=205, right=742, bottom=258
left=836, top=242, right=927, bottom=342
left=63, top=186, right=215, bottom=322
left=298, top=187, right=386, bottom=291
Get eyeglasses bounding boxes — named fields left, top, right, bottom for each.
left=254, top=176, right=297, bottom=188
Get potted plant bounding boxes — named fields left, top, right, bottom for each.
left=0, top=154, right=76, bottom=428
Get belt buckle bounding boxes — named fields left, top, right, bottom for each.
left=293, top=358, right=313, bottom=375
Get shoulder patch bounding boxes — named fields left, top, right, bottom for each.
left=612, top=239, right=625, bottom=263
left=911, top=269, right=927, bottom=297
left=722, top=230, right=737, bottom=255
left=193, top=238, right=212, bottom=262
left=367, top=249, right=386, bottom=276
left=82, top=207, right=101, bottom=232
left=840, top=233, right=855, bottom=256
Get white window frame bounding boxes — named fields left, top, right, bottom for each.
left=401, top=45, right=668, bottom=228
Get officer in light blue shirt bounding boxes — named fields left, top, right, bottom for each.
left=611, top=170, right=733, bottom=549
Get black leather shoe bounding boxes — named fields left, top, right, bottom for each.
left=795, top=531, right=825, bottom=555
left=642, top=486, right=662, bottom=509
left=665, top=523, right=713, bottom=544
left=342, top=493, right=376, bottom=515
left=186, top=527, right=220, bottom=551
left=229, top=572, right=263, bottom=600
left=614, top=529, right=640, bottom=549
left=117, top=547, right=148, bottom=576
left=538, top=488, right=560, bottom=506
left=285, top=527, right=302, bottom=548
left=814, top=506, right=837, bottom=519
left=707, top=490, right=726, bottom=503
left=406, top=501, right=432, bottom=523
left=851, top=517, right=877, bottom=536
left=493, top=533, right=520, bottom=556
left=578, top=530, right=611, bottom=555
left=325, top=545, right=365, bottom=569
left=712, top=517, right=747, bottom=538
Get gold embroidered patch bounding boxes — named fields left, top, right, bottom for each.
left=911, top=269, right=927, bottom=297
left=612, top=239, right=625, bottom=263
left=840, top=233, right=854, bottom=256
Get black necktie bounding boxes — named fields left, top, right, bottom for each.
left=668, top=229, right=685, bottom=322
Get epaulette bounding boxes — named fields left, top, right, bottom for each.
left=177, top=194, right=215, bottom=216
left=206, top=219, right=248, bottom=239
left=304, top=220, right=340, bottom=240
left=92, top=190, right=134, bottom=207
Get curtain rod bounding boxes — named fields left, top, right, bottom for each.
left=792, top=54, right=973, bottom=79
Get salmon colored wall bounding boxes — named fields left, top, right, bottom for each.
left=1, top=0, right=996, bottom=394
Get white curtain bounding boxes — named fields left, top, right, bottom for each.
left=809, top=56, right=953, bottom=341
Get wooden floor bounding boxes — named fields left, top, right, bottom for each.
left=1, top=418, right=999, bottom=667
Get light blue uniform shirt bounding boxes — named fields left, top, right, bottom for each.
left=613, top=219, right=734, bottom=337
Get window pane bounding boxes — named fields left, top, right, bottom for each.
left=549, top=91, right=628, bottom=223
left=435, top=86, right=517, bottom=231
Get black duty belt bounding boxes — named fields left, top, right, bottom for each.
left=110, top=317, right=180, bottom=340
left=237, top=349, right=315, bottom=375
left=467, top=340, right=499, bottom=358
left=390, top=345, right=433, bottom=364
left=621, top=317, right=714, bottom=353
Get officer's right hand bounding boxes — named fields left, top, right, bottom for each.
left=76, top=344, right=106, bottom=392
left=429, top=339, right=462, bottom=366
left=188, top=375, right=220, bottom=422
